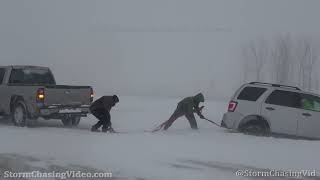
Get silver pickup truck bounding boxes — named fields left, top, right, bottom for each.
left=0, top=65, right=93, bottom=127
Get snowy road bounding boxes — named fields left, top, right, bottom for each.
left=0, top=96, right=320, bottom=180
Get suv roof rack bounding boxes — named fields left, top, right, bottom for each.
left=249, top=82, right=301, bottom=91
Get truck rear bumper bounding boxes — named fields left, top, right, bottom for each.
left=39, top=105, right=90, bottom=118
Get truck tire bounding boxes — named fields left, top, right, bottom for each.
left=72, top=116, right=81, bottom=126
left=61, top=116, right=81, bottom=127
left=11, top=101, right=36, bottom=127
left=61, top=118, right=72, bottom=127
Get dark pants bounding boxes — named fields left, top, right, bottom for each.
left=91, top=109, right=111, bottom=131
left=163, top=108, right=198, bottom=130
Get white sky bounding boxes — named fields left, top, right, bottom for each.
left=1, top=0, right=320, bottom=99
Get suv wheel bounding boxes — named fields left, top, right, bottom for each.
left=240, top=121, right=270, bottom=136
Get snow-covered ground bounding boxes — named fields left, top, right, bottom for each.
left=0, top=96, right=320, bottom=180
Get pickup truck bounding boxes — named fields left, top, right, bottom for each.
left=0, top=65, right=93, bottom=127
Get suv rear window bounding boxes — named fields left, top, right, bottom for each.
left=237, top=86, right=267, bottom=101
left=265, top=90, right=301, bottom=108
left=0, top=68, right=5, bottom=84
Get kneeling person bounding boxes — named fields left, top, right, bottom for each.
left=90, top=95, right=119, bottom=133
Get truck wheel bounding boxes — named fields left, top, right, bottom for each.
left=71, top=116, right=81, bottom=126
left=11, top=101, right=27, bottom=127
left=61, top=118, right=72, bottom=127
left=61, top=116, right=81, bottom=127
left=11, top=101, right=37, bottom=127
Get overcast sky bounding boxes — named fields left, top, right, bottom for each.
left=1, top=0, right=320, bottom=99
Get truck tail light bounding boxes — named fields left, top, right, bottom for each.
left=36, top=88, right=45, bottom=103
left=228, top=101, right=238, bottom=112
left=90, top=87, right=94, bottom=102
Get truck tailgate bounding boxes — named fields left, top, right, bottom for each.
left=44, top=85, right=92, bottom=106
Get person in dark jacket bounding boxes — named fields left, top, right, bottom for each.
left=158, top=93, right=205, bottom=131
left=90, top=95, right=119, bottom=132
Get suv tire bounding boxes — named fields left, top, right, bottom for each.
left=240, top=120, right=270, bottom=136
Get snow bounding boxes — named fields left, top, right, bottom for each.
left=0, top=96, right=319, bottom=180
left=58, top=109, right=82, bottom=113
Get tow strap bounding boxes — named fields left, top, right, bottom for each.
left=203, top=117, right=221, bottom=127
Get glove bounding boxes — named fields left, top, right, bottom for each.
left=194, top=106, right=205, bottom=113
left=199, top=114, right=205, bottom=119
left=199, top=106, right=205, bottom=112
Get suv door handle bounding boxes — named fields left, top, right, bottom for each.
left=302, top=113, right=312, bottom=117
left=266, top=107, right=275, bottom=111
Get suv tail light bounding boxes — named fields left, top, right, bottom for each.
left=90, top=87, right=94, bottom=102
left=228, top=101, right=238, bottom=112
left=36, top=88, right=45, bottom=103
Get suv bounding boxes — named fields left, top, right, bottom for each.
left=221, top=82, right=320, bottom=139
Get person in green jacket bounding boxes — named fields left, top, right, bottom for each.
left=159, top=93, right=205, bottom=131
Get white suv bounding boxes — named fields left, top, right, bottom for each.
left=221, top=82, right=320, bottom=139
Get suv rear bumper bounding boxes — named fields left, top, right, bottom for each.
left=221, top=112, right=244, bottom=130
left=221, top=118, right=227, bottom=128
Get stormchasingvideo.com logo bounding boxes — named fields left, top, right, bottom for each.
left=2, top=170, right=113, bottom=179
